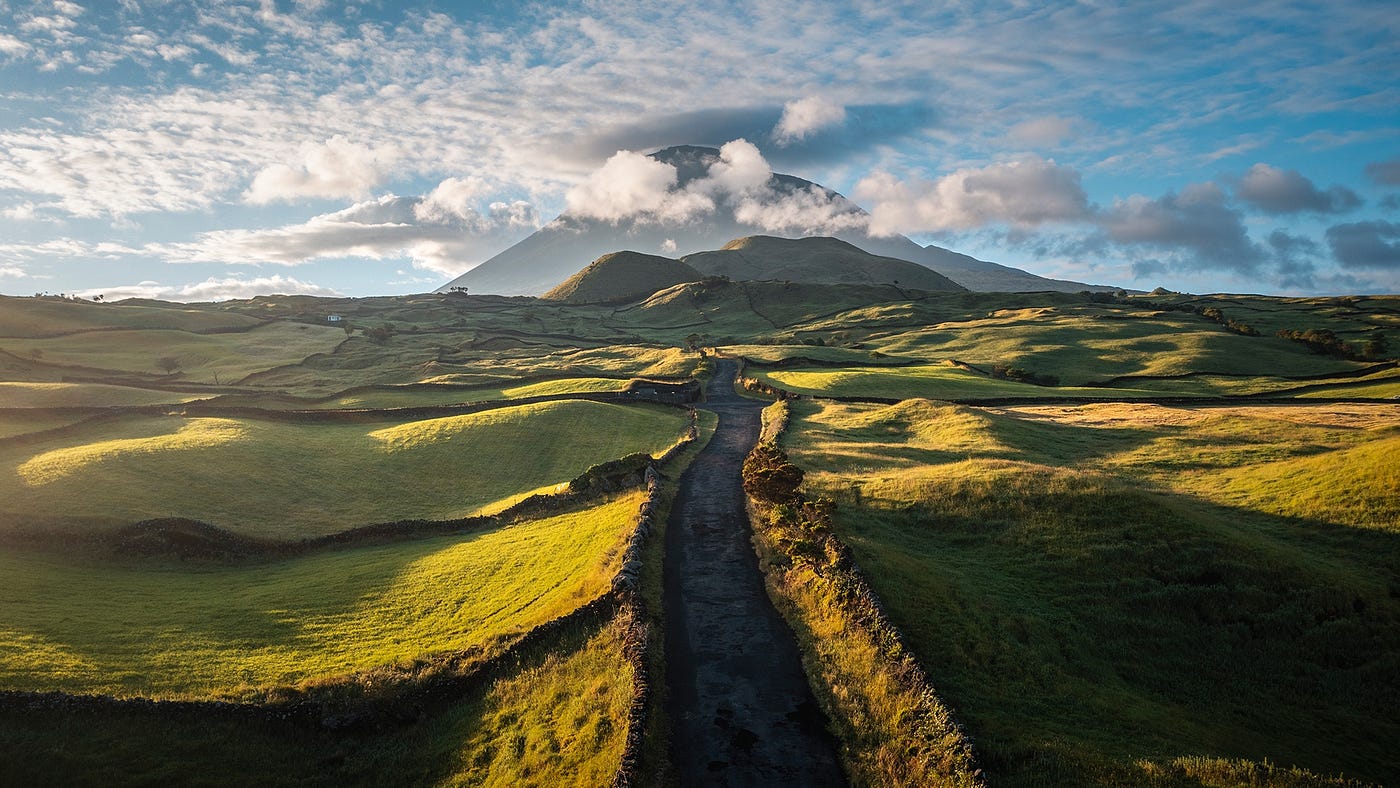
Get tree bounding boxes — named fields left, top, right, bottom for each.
left=156, top=356, right=181, bottom=374
left=1365, top=331, right=1389, bottom=359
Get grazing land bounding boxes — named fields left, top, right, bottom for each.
left=780, top=397, right=1400, bottom=784
left=0, top=494, right=641, bottom=697
left=1, top=287, right=1396, bottom=786
left=0, top=401, right=685, bottom=538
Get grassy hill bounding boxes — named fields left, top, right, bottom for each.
left=1, top=287, right=1397, bottom=786
left=542, top=251, right=703, bottom=304
left=683, top=235, right=966, bottom=292
left=0, top=493, right=642, bottom=697
left=779, top=398, right=1400, bottom=784
left=0, top=401, right=687, bottom=538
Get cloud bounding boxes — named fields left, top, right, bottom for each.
left=855, top=156, right=1090, bottom=235
left=157, top=187, right=538, bottom=276
left=1005, top=116, right=1077, bottom=147
left=563, top=150, right=687, bottom=223
left=561, top=138, right=868, bottom=236
left=0, top=34, right=33, bottom=57
left=773, top=97, right=846, bottom=145
left=245, top=136, right=397, bottom=204
left=1234, top=163, right=1360, bottom=214
left=0, top=266, right=27, bottom=278
left=1267, top=230, right=1323, bottom=289
left=1325, top=221, right=1400, bottom=269
left=1097, top=182, right=1263, bottom=270
left=74, top=275, right=341, bottom=303
left=1365, top=159, right=1400, bottom=186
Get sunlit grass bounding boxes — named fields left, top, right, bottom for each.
left=0, top=382, right=206, bottom=408
left=440, top=614, right=634, bottom=787
left=0, top=493, right=640, bottom=697
left=0, top=613, right=636, bottom=786
left=18, top=418, right=248, bottom=485
left=320, top=377, right=631, bottom=409
left=779, top=398, right=1400, bottom=784
left=0, top=400, right=687, bottom=537
left=755, top=363, right=1165, bottom=400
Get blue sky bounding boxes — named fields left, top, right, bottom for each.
left=0, top=0, right=1397, bottom=300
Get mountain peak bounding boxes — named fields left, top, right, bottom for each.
left=439, top=151, right=1119, bottom=296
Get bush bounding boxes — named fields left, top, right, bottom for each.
left=742, top=443, right=804, bottom=503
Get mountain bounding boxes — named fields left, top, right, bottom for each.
left=682, top=236, right=964, bottom=291
left=439, top=145, right=1113, bottom=296
left=541, top=251, right=703, bottom=304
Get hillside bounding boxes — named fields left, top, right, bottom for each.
left=542, top=251, right=703, bottom=304
left=682, top=235, right=965, bottom=291
left=437, top=145, right=1115, bottom=296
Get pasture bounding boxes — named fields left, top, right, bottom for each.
left=0, top=493, right=641, bottom=697
left=780, top=398, right=1400, bottom=784
left=0, top=400, right=686, bottom=538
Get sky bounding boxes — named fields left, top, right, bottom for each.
left=0, top=0, right=1397, bottom=301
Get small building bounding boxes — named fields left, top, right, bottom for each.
left=327, top=315, right=343, bottom=323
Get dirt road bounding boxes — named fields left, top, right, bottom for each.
left=663, top=360, right=845, bottom=786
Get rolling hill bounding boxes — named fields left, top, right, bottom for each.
left=438, top=145, right=1116, bottom=296
left=542, top=251, right=704, bottom=304
left=682, top=235, right=965, bottom=291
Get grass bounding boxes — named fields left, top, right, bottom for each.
left=319, top=377, right=631, bottom=409
left=0, top=382, right=209, bottom=408
left=755, top=363, right=1164, bottom=400
left=0, top=400, right=687, bottom=538
left=0, top=612, right=635, bottom=786
left=0, top=294, right=262, bottom=337
left=0, top=493, right=640, bottom=697
left=0, top=412, right=95, bottom=440
left=780, top=398, right=1400, bottom=785
left=3, top=321, right=344, bottom=383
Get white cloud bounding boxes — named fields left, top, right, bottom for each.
left=0, top=266, right=27, bottom=278
left=414, top=176, right=491, bottom=223
left=773, top=96, right=846, bottom=145
left=155, top=192, right=538, bottom=276
left=0, top=34, right=33, bottom=57
left=74, top=275, right=341, bottom=303
left=561, top=138, right=869, bottom=237
left=564, top=150, right=688, bottom=222
left=2, top=203, right=40, bottom=221
left=245, top=135, right=397, bottom=204
left=855, top=156, right=1090, bottom=235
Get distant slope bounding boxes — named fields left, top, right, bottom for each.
left=683, top=236, right=965, bottom=292
left=542, top=251, right=703, bottom=304
left=438, top=145, right=1118, bottom=296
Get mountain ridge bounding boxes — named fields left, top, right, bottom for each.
left=439, top=146, right=1116, bottom=296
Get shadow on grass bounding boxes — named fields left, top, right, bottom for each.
left=825, top=476, right=1400, bottom=786
left=0, top=609, right=620, bottom=787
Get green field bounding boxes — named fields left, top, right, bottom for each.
left=0, top=493, right=640, bottom=697
left=0, top=612, right=634, bottom=786
left=2, top=288, right=1398, bottom=785
left=780, top=398, right=1400, bottom=784
left=2, top=321, right=345, bottom=384
left=0, top=382, right=208, bottom=408
left=0, top=400, right=686, bottom=537
left=753, top=363, right=1164, bottom=400
left=0, top=294, right=263, bottom=337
